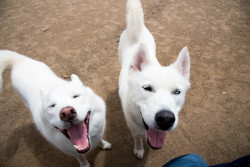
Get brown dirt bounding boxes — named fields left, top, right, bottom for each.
left=0, top=0, right=249, bottom=166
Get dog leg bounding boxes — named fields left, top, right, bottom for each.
left=76, top=154, right=90, bottom=167
left=133, top=135, right=144, bottom=159
left=98, top=139, right=112, bottom=150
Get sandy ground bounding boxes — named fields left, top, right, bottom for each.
left=0, top=0, right=249, bottom=166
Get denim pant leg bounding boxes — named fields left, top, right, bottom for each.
left=163, top=153, right=209, bottom=167
left=211, top=155, right=250, bottom=167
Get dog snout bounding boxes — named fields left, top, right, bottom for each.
left=155, top=110, right=175, bottom=130
left=59, top=106, right=76, bottom=122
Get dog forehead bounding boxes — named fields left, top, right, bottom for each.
left=50, top=82, right=83, bottom=97
left=139, top=66, right=185, bottom=86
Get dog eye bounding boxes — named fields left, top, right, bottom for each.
left=142, top=85, right=153, bottom=92
left=172, top=89, right=181, bottom=95
left=73, top=94, right=80, bottom=98
left=49, top=104, right=56, bottom=108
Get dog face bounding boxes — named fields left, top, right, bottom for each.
left=128, top=45, right=190, bottom=149
left=40, top=74, right=93, bottom=153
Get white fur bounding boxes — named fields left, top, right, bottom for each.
left=118, top=0, right=190, bottom=159
left=0, top=50, right=111, bottom=167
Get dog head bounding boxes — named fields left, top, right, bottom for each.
left=129, top=44, right=190, bottom=149
left=40, top=74, right=93, bottom=154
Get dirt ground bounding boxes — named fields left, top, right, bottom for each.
left=0, top=0, right=249, bottom=166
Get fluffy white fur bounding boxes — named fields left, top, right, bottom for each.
left=0, top=50, right=111, bottom=167
left=118, top=0, right=191, bottom=159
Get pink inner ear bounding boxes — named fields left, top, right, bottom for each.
left=135, top=50, right=145, bottom=71
left=181, top=57, right=188, bottom=75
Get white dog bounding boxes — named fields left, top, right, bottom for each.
left=0, top=50, right=111, bottom=167
left=118, top=0, right=191, bottom=159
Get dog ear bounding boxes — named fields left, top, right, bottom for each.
left=173, top=47, right=190, bottom=80
left=131, top=44, right=149, bottom=71
left=71, top=74, right=84, bottom=86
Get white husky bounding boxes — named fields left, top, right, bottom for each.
left=118, top=0, right=191, bottom=159
left=0, top=50, right=111, bottom=167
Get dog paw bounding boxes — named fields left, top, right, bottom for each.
left=102, top=142, right=112, bottom=150
left=133, top=148, right=144, bottom=159
left=99, top=140, right=112, bottom=150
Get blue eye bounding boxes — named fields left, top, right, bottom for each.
left=172, top=89, right=181, bottom=95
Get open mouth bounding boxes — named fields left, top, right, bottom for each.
left=56, top=111, right=91, bottom=154
left=140, top=111, right=166, bottom=149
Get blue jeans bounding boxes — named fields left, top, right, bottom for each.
left=163, top=154, right=208, bottom=167
left=163, top=153, right=250, bottom=167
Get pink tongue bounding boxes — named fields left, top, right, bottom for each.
left=147, top=128, right=166, bottom=149
left=68, top=122, right=88, bottom=151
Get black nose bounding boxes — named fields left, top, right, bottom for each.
left=155, top=110, right=175, bottom=130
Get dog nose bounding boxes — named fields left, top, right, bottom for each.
left=60, top=106, right=76, bottom=122
left=155, top=110, right=175, bottom=130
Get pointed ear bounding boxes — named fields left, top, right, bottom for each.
left=131, top=44, right=149, bottom=71
left=71, top=74, right=84, bottom=86
left=173, top=47, right=190, bottom=80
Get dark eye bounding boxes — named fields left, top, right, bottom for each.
left=73, top=94, right=80, bottom=98
left=49, top=104, right=56, bottom=108
left=142, top=85, right=153, bottom=92
left=172, top=89, right=181, bottom=95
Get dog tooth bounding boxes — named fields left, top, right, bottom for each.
left=74, top=145, right=78, bottom=149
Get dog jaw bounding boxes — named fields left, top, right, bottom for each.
left=139, top=110, right=166, bottom=149
left=56, top=111, right=91, bottom=153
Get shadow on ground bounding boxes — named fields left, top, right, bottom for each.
left=103, top=89, right=150, bottom=167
